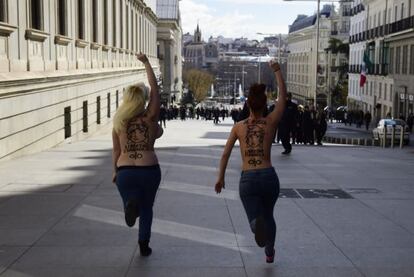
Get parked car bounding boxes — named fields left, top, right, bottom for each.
left=372, top=119, right=410, bottom=145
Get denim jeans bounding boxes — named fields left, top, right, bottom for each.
left=116, top=165, right=161, bottom=242
left=239, top=167, right=280, bottom=254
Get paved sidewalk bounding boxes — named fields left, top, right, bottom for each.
left=1, top=119, right=414, bottom=277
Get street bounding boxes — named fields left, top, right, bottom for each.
left=1, top=119, right=414, bottom=277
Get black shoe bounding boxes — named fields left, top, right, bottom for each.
left=253, top=216, right=266, bottom=248
left=139, top=240, right=152, bottom=257
left=125, top=199, right=139, bottom=227
left=281, top=150, right=291, bottom=155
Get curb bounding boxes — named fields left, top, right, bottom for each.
left=323, top=136, right=380, bottom=146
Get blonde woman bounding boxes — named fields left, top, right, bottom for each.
left=112, top=53, right=162, bottom=257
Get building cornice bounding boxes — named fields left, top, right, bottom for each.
left=0, top=66, right=158, bottom=98
left=0, top=22, right=18, bottom=36
left=25, top=29, right=49, bottom=42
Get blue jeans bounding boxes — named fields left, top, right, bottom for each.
left=239, top=167, right=280, bottom=254
left=116, top=165, right=161, bottom=242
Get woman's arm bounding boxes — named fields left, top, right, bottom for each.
left=268, top=61, right=287, bottom=126
left=156, top=124, right=164, bottom=139
left=137, top=53, right=159, bottom=121
left=215, top=126, right=238, bottom=193
left=112, top=130, right=121, bottom=183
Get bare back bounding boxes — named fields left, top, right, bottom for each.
left=235, top=116, right=276, bottom=171
left=116, top=115, right=159, bottom=167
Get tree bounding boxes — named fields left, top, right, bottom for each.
left=183, top=69, right=214, bottom=103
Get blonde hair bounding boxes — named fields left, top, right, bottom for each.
left=113, top=83, right=149, bottom=133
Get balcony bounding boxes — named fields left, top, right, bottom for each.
left=331, top=30, right=338, bottom=36
left=389, top=16, right=414, bottom=34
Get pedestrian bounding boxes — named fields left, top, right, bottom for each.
left=278, top=93, right=298, bottom=154
left=215, top=61, right=286, bottom=263
left=159, top=105, right=167, bottom=128
left=407, top=112, right=413, bottom=133
left=112, top=53, right=162, bottom=257
left=364, top=111, right=372, bottom=131
left=315, top=107, right=327, bottom=145
left=302, top=106, right=314, bottom=145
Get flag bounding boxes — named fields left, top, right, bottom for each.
left=359, top=51, right=372, bottom=88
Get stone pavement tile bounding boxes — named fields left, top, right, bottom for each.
left=126, top=267, right=247, bottom=277
left=130, top=246, right=243, bottom=268
left=0, top=215, right=60, bottom=229
left=361, top=199, right=414, bottom=233
left=240, top=244, right=354, bottom=268
left=0, top=194, right=83, bottom=216
left=13, top=246, right=135, bottom=267
left=294, top=199, right=414, bottom=248
left=154, top=201, right=235, bottom=233
left=0, top=229, right=48, bottom=247
left=1, top=267, right=127, bottom=277
left=341, top=247, right=414, bottom=277
left=0, top=247, right=27, bottom=274
left=245, top=266, right=363, bottom=277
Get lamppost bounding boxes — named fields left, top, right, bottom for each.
left=283, top=0, right=353, bottom=106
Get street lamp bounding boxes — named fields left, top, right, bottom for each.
left=283, top=0, right=353, bottom=106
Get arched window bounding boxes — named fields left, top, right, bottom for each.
left=77, top=0, right=84, bottom=39
left=57, top=0, right=67, bottom=36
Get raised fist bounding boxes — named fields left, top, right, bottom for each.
left=136, top=53, right=149, bottom=64
left=269, top=60, right=281, bottom=72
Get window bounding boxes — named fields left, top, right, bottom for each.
left=97, top=96, right=101, bottom=124
left=395, top=46, right=401, bottom=74
left=116, top=91, right=119, bottom=109
left=402, top=45, right=408, bottom=74
left=57, top=0, right=67, bottom=36
left=77, top=0, right=84, bottom=39
left=394, top=6, right=398, bottom=22
left=389, top=47, right=394, bottom=74
left=384, top=84, right=387, bottom=101
left=0, top=0, right=7, bottom=23
left=401, top=3, right=404, bottom=19
left=126, top=3, right=129, bottom=49
left=112, top=0, right=116, bottom=47
left=390, top=84, right=393, bottom=102
left=107, top=93, right=111, bottom=118
left=103, top=0, right=108, bottom=45
left=92, top=0, right=98, bottom=42
left=410, top=45, right=414, bottom=75
left=120, top=0, right=123, bottom=48
left=30, top=0, right=43, bottom=30
left=64, top=106, right=71, bottom=139
left=83, top=101, right=88, bottom=132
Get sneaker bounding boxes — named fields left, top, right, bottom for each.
left=253, top=216, right=266, bottom=248
left=139, top=240, right=152, bottom=257
left=125, top=199, right=139, bottom=227
left=281, top=150, right=291, bottom=155
left=266, top=248, right=275, bottom=263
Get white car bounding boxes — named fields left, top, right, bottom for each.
left=372, top=119, right=410, bottom=144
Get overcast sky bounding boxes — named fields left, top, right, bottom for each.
left=180, top=0, right=337, bottom=40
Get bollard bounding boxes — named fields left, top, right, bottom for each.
left=391, top=125, right=395, bottom=148
left=400, top=125, right=405, bottom=149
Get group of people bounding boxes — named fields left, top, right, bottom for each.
left=111, top=54, right=286, bottom=263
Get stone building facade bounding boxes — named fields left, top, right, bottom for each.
left=348, top=0, right=414, bottom=122
left=0, top=0, right=159, bottom=161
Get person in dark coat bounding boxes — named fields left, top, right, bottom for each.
left=159, top=105, right=167, bottom=128
left=302, top=105, right=314, bottom=145
left=278, top=93, right=298, bottom=154
left=315, top=108, right=327, bottom=145
left=364, top=111, right=372, bottom=131
left=407, top=112, right=413, bottom=133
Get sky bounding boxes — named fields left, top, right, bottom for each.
left=180, top=0, right=337, bottom=40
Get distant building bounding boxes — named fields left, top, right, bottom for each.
left=183, top=24, right=205, bottom=69
left=287, top=5, right=340, bottom=106
left=204, top=42, right=219, bottom=70
left=0, top=0, right=159, bottom=161
left=156, top=0, right=183, bottom=105
left=347, top=0, right=414, bottom=121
